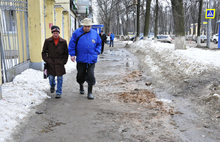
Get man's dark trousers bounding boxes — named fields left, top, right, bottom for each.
left=101, top=42, right=105, bottom=54
left=76, top=63, right=95, bottom=85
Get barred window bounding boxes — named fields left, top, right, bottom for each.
left=2, top=10, right=16, bottom=32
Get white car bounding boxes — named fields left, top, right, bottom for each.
left=157, top=35, right=172, bottom=43
left=212, top=34, right=218, bottom=44
left=195, top=35, right=207, bottom=43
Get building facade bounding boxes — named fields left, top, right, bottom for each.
left=0, top=0, right=90, bottom=99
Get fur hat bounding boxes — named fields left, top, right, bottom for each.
left=51, top=25, right=60, bottom=33
left=81, top=18, right=93, bottom=26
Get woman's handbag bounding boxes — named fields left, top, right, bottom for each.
left=43, top=63, right=48, bottom=79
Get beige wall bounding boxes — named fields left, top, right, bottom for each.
left=28, top=0, right=45, bottom=63
left=55, top=6, right=64, bottom=38
left=55, top=0, right=70, bottom=11
left=63, top=11, right=70, bottom=43
left=55, top=0, right=77, bottom=39
left=17, top=12, right=28, bottom=62
left=45, top=0, right=55, bottom=38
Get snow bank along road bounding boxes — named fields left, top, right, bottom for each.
left=125, top=40, right=220, bottom=141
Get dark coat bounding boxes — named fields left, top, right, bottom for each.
left=99, top=33, right=107, bottom=43
left=42, top=37, right=68, bottom=76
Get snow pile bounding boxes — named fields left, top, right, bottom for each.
left=0, top=57, right=76, bottom=142
left=122, top=41, right=134, bottom=45
left=0, top=69, right=50, bottom=142
left=129, top=40, right=220, bottom=77
left=213, top=94, right=220, bottom=98
left=65, top=56, right=76, bottom=73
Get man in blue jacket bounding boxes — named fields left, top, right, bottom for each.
left=109, top=32, right=115, bottom=47
left=68, top=18, right=102, bottom=100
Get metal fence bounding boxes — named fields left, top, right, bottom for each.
left=0, top=0, right=29, bottom=83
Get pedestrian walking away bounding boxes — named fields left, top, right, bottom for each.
left=109, top=32, right=115, bottom=47
left=68, top=18, right=102, bottom=100
left=42, top=25, right=69, bottom=98
left=99, top=31, right=107, bottom=54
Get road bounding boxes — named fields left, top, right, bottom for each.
left=11, top=41, right=220, bottom=142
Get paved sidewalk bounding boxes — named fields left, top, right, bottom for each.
left=185, top=40, right=219, bottom=49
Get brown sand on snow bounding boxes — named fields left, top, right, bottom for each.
left=100, top=70, right=181, bottom=116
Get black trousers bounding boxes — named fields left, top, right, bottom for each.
left=101, top=41, right=105, bottom=54
left=76, top=63, right=96, bottom=85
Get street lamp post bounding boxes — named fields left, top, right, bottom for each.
left=206, top=0, right=213, bottom=48
left=217, top=20, right=220, bottom=49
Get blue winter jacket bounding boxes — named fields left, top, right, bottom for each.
left=110, top=33, right=115, bottom=40
left=68, top=27, right=102, bottom=64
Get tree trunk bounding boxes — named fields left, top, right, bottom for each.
left=135, top=0, right=140, bottom=41
left=197, top=0, right=203, bottom=46
left=125, top=13, right=129, bottom=35
left=154, top=0, right=158, bottom=42
left=171, top=0, right=186, bottom=50
left=143, top=0, right=152, bottom=40
left=116, top=4, right=119, bottom=35
left=133, top=12, right=135, bottom=34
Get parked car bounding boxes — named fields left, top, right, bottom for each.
left=130, top=35, right=136, bottom=41
left=212, top=34, right=218, bottom=44
left=185, top=35, right=193, bottom=40
left=157, top=35, right=172, bottom=43
left=195, top=35, right=207, bottom=43
left=139, top=35, right=154, bottom=40
left=128, top=32, right=134, bottom=38
left=139, top=36, right=143, bottom=40
left=148, top=34, right=154, bottom=40
left=131, top=35, right=144, bottom=41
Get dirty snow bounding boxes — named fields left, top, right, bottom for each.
left=0, top=57, right=75, bottom=142
left=124, top=40, right=220, bottom=77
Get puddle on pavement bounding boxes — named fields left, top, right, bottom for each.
left=97, top=48, right=174, bottom=109
left=96, top=46, right=216, bottom=142
left=40, top=118, right=66, bottom=133
left=95, top=47, right=201, bottom=141
left=98, top=49, right=135, bottom=69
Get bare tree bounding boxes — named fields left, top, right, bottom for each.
left=143, top=0, right=152, bottom=39
left=97, top=0, right=116, bottom=34
left=97, top=0, right=140, bottom=37
left=190, top=1, right=198, bottom=35
left=171, top=0, right=186, bottom=49
left=122, top=0, right=136, bottom=35
left=154, top=0, right=159, bottom=42
left=135, top=0, right=140, bottom=41
left=197, top=0, right=203, bottom=46
left=94, top=0, right=218, bottom=41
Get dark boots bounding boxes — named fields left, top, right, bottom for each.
left=79, top=84, right=84, bottom=94
left=87, top=84, right=94, bottom=99
left=79, top=83, right=94, bottom=99
left=50, top=87, right=55, bottom=93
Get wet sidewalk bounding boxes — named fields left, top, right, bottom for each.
left=14, top=42, right=150, bottom=142
left=185, top=40, right=219, bottom=49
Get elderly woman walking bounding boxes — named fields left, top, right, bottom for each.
left=42, top=25, right=68, bottom=98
